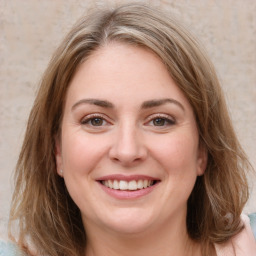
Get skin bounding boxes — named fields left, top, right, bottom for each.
left=56, top=42, right=207, bottom=256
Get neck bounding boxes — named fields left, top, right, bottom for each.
left=84, top=215, right=202, bottom=256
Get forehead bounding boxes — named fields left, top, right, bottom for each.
left=65, top=42, right=191, bottom=109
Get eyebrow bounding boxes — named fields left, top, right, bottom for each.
left=71, top=99, right=114, bottom=110
left=141, top=98, right=185, bottom=111
left=71, top=98, right=184, bottom=111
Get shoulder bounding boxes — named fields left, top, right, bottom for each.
left=248, top=212, right=256, bottom=239
left=215, top=214, right=256, bottom=256
left=0, top=239, right=23, bottom=256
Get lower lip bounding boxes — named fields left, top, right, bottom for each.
left=98, top=182, right=158, bottom=199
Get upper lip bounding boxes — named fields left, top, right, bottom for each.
left=96, top=174, right=160, bottom=182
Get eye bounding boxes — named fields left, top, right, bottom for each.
left=88, top=117, right=104, bottom=126
left=152, top=118, right=170, bottom=126
left=146, top=114, right=176, bottom=127
left=81, top=114, right=108, bottom=127
left=151, top=117, right=175, bottom=126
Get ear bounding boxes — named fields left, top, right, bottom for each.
left=55, top=136, right=63, bottom=177
left=196, top=142, right=208, bottom=176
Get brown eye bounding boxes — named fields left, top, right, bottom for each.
left=81, top=117, right=106, bottom=126
left=146, top=115, right=176, bottom=128
left=90, top=118, right=104, bottom=126
left=153, top=118, right=175, bottom=126
left=153, top=118, right=166, bottom=126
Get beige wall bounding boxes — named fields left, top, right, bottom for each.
left=1, top=0, right=255, bottom=236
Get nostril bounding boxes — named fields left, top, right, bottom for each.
left=111, top=156, right=144, bottom=165
left=113, top=157, right=119, bottom=162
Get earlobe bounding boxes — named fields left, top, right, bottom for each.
left=55, top=137, right=63, bottom=176
left=197, top=143, right=208, bottom=176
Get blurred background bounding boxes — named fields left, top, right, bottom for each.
left=1, top=0, right=255, bottom=237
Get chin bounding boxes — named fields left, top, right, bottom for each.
left=99, top=208, right=156, bottom=235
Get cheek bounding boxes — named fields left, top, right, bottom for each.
left=61, top=131, right=109, bottom=175
left=60, top=132, right=110, bottom=209
left=149, top=132, right=199, bottom=175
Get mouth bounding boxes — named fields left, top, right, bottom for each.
left=97, top=175, right=160, bottom=199
left=96, top=174, right=161, bottom=194
left=99, top=179, right=159, bottom=191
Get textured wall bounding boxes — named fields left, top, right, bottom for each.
left=1, top=0, right=255, bottom=237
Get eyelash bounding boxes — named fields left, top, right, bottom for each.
left=80, top=113, right=176, bottom=128
left=146, top=114, right=176, bottom=127
left=80, top=114, right=109, bottom=127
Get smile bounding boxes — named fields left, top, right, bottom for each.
left=97, top=175, right=160, bottom=199
left=101, top=179, right=155, bottom=191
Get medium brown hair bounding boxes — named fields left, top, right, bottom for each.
left=9, top=3, right=250, bottom=256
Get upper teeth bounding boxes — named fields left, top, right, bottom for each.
left=102, top=180, right=153, bottom=190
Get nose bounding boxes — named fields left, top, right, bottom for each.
left=108, top=123, right=147, bottom=166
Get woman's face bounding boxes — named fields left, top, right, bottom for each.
left=56, top=42, right=207, bottom=235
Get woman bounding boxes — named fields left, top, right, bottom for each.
left=5, top=3, right=255, bottom=256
